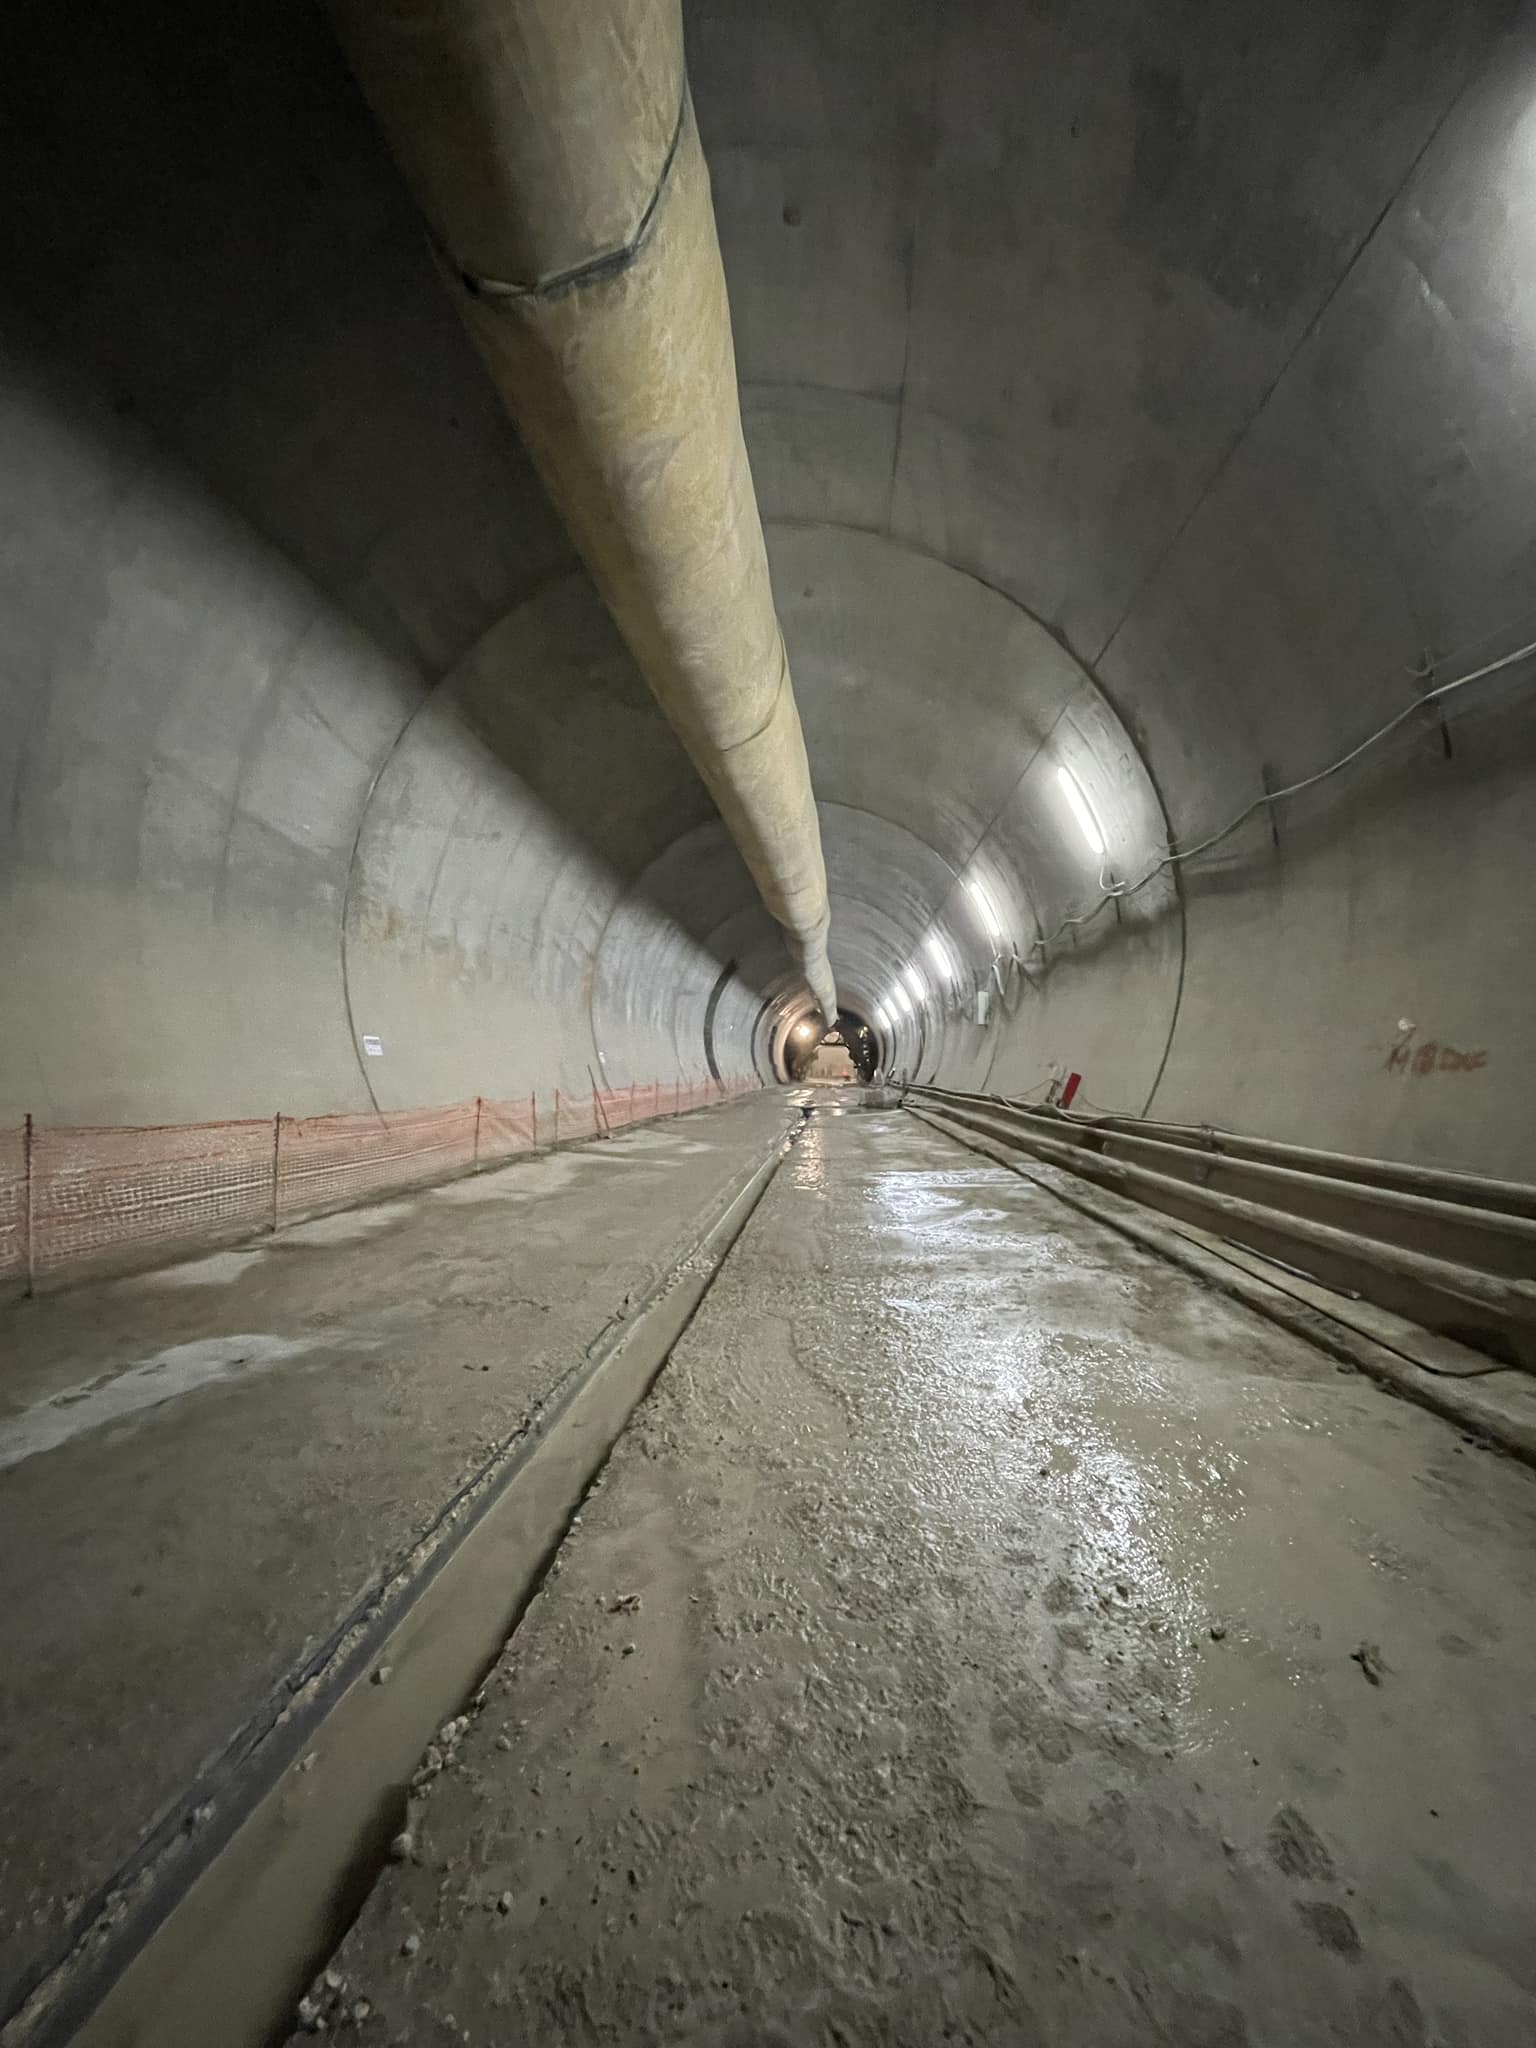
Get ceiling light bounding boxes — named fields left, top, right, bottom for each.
left=966, top=875, right=1003, bottom=943
left=1057, top=764, right=1105, bottom=858
left=902, top=965, right=927, bottom=1003
left=924, top=932, right=952, bottom=979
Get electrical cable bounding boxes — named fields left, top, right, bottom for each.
left=886, top=629, right=1533, bottom=1069
left=1027, top=632, right=1536, bottom=958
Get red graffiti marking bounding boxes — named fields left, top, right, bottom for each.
left=1385, top=1031, right=1487, bottom=1078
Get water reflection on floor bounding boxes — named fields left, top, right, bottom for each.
left=314, top=1106, right=1536, bottom=2047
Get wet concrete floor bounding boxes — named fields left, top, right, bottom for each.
left=296, top=1108, right=1536, bottom=2046
left=0, top=1094, right=791, bottom=2011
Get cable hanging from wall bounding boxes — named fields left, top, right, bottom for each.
left=1027, top=631, right=1536, bottom=962
left=890, top=627, right=1534, bottom=1061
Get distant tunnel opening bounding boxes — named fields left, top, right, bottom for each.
left=784, top=1009, right=878, bottom=1085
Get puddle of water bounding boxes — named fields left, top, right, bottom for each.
left=580, top=1134, right=713, bottom=1163
left=0, top=1334, right=322, bottom=1471
left=430, top=1153, right=599, bottom=1204
left=278, top=1203, right=416, bottom=1246
left=126, top=1249, right=270, bottom=1289
left=428, top=1177, right=539, bottom=1205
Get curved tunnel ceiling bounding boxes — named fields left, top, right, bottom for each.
left=343, top=523, right=1170, bottom=1102
left=1, top=0, right=1534, bottom=1178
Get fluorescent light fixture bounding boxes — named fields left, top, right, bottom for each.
left=873, top=1005, right=890, bottom=1031
left=966, top=875, right=1003, bottom=943
left=1056, top=763, right=1105, bottom=858
left=902, top=965, right=927, bottom=1003
left=888, top=985, right=910, bottom=1017
left=924, top=931, right=952, bottom=979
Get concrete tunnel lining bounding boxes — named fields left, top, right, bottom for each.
left=5, top=0, right=1536, bottom=2039
left=5, top=0, right=1535, bottom=1173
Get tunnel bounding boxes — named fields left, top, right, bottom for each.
left=781, top=1011, right=877, bottom=1085
left=3, top=0, right=1536, bottom=2041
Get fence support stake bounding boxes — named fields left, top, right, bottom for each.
left=271, top=1112, right=282, bottom=1233
left=22, top=1112, right=35, bottom=1297
left=588, top=1065, right=611, bottom=1139
left=473, top=1094, right=483, bottom=1170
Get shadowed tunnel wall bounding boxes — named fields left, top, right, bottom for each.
left=2, top=0, right=1535, bottom=1177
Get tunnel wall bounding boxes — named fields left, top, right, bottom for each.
left=0, top=0, right=769, bottom=1130
left=4, top=0, right=1536, bottom=1186
left=0, top=352, right=767, bottom=1126
left=0, top=353, right=422, bottom=1125
left=695, top=0, right=1536, bottom=1179
left=1089, top=42, right=1536, bottom=1172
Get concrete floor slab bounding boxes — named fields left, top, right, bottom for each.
left=301, top=1108, right=1536, bottom=2046
left=0, top=1095, right=791, bottom=2016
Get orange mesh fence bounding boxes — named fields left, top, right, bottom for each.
left=475, top=1094, right=538, bottom=1165
left=592, top=1076, right=733, bottom=1136
left=4, top=1071, right=762, bottom=1289
left=553, top=1088, right=599, bottom=1144
left=596, top=1088, right=633, bottom=1133
left=276, top=1104, right=476, bottom=1220
left=0, top=1122, right=30, bottom=1285
left=27, top=1117, right=276, bottom=1278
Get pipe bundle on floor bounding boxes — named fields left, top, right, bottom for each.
left=326, top=0, right=838, bottom=1025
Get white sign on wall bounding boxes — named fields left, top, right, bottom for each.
left=361, top=1034, right=384, bottom=1057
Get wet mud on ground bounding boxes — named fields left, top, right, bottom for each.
left=295, top=1109, right=1536, bottom=2047
left=0, top=1094, right=791, bottom=2009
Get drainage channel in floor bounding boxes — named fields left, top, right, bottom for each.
left=10, top=1131, right=794, bottom=2048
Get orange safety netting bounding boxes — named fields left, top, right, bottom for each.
left=475, top=1093, right=539, bottom=1164
left=276, top=1104, right=477, bottom=1218
left=0, top=1122, right=31, bottom=1284
left=1, top=1075, right=756, bottom=1288
left=553, top=1088, right=600, bottom=1145
left=26, top=1117, right=277, bottom=1279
